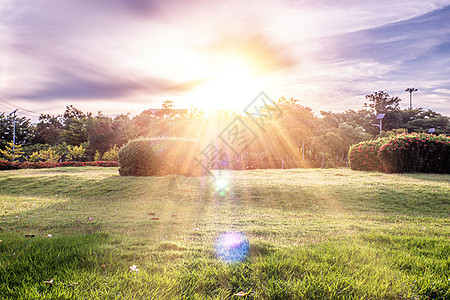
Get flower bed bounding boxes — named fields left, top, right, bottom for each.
left=0, top=161, right=118, bottom=170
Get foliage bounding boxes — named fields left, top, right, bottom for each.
left=349, top=133, right=450, bottom=173
left=0, top=160, right=19, bottom=170
left=118, top=137, right=204, bottom=176
left=0, top=160, right=117, bottom=170
left=1, top=95, right=450, bottom=169
left=28, top=151, right=41, bottom=162
left=101, top=145, right=119, bottom=161
left=0, top=141, right=25, bottom=162
left=365, top=90, right=401, bottom=114
left=67, top=144, right=86, bottom=161
left=378, top=133, right=450, bottom=173
left=34, top=148, right=60, bottom=162
left=348, top=138, right=387, bottom=171
left=162, top=100, right=174, bottom=110
left=63, top=118, right=87, bottom=146
left=32, top=114, right=63, bottom=145
left=86, top=114, right=115, bottom=158
left=0, top=113, right=33, bottom=147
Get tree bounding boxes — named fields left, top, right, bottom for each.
left=162, top=100, right=174, bottom=110
left=32, top=114, right=63, bottom=145
left=85, top=114, right=114, bottom=157
left=365, top=91, right=401, bottom=114
left=62, top=106, right=88, bottom=146
left=0, top=141, right=25, bottom=162
left=0, top=113, right=33, bottom=147
left=67, top=144, right=86, bottom=161
left=365, top=91, right=403, bottom=133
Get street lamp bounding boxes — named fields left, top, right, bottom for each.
left=372, top=113, right=385, bottom=135
left=405, top=88, right=417, bottom=110
left=8, top=109, right=18, bottom=162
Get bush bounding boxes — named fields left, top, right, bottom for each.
left=378, top=133, right=450, bottom=173
left=0, top=161, right=117, bottom=170
left=0, top=161, right=19, bottom=170
left=349, top=133, right=450, bottom=173
left=348, top=138, right=387, bottom=171
left=118, top=137, right=205, bottom=177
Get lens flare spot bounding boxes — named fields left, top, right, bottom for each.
left=215, top=232, right=249, bottom=263
left=215, top=178, right=228, bottom=190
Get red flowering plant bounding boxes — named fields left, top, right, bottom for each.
left=0, top=161, right=20, bottom=170
left=0, top=160, right=118, bottom=170
left=378, top=133, right=450, bottom=173
left=348, top=138, right=388, bottom=171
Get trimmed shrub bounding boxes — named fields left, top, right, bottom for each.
left=0, top=161, right=20, bottom=170
left=378, top=133, right=450, bottom=173
left=349, top=133, right=450, bottom=173
left=118, top=137, right=205, bottom=177
left=0, top=161, right=117, bottom=170
left=348, top=138, right=387, bottom=171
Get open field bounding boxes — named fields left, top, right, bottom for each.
left=0, top=167, right=449, bottom=299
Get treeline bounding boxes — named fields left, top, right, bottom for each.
left=0, top=92, right=449, bottom=167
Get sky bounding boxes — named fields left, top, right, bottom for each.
left=1, top=0, right=450, bottom=120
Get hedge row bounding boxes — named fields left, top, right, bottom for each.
left=349, top=133, right=450, bottom=173
left=0, top=161, right=118, bottom=170
left=118, top=137, right=205, bottom=176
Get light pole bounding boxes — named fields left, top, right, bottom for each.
left=9, top=109, right=18, bottom=162
left=405, top=88, right=417, bottom=110
left=372, top=113, right=385, bottom=135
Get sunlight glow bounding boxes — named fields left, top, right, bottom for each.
left=190, top=55, right=263, bottom=111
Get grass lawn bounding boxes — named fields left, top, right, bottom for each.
left=0, top=167, right=449, bottom=299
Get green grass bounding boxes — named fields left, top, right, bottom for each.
left=0, top=167, right=449, bottom=299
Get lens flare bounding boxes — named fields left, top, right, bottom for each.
left=215, top=232, right=249, bottom=263
left=213, top=177, right=230, bottom=197
left=215, top=178, right=228, bottom=189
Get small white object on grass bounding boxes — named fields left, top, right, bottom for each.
left=129, top=265, right=139, bottom=273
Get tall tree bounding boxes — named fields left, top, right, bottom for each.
left=32, top=114, right=63, bottom=145
left=62, top=106, right=88, bottom=145
left=0, top=113, right=33, bottom=148
left=365, top=91, right=402, bottom=132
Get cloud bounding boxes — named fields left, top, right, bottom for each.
left=203, top=33, right=297, bottom=75
left=1, top=0, right=450, bottom=117
left=11, top=65, right=205, bottom=101
left=434, top=88, right=450, bottom=94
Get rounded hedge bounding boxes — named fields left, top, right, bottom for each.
left=349, top=133, right=450, bottom=173
left=378, top=133, right=450, bottom=173
left=348, top=138, right=387, bottom=171
left=118, top=137, right=205, bottom=177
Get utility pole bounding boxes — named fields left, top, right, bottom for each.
left=10, top=109, right=18, bottom=162
left=405, top=88, right=417, bottom=110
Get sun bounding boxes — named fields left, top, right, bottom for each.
left=189, top=55, right=264, bottom=112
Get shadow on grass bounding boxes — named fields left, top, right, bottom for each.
left=400, top=172, right=450, bottom=183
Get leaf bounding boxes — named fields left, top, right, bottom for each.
left=234, top=291, right=250, bottom=297
left=67, top=282, right=78, bottom=287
